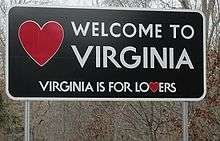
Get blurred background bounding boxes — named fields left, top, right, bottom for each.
left=0, top=0, right=219, bottom=140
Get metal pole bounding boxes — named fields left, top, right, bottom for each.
left=25, top=101, right=30, bottom=141
left=183, top=102, right=188, bottom=141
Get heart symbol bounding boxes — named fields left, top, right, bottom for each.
left=149, top=82, right=159, bottom=93
left=18, top=20, right=64, bottom=66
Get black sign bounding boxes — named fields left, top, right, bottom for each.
left=6, top=6, right=206, bottom=101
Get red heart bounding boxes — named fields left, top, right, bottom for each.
left=149, top=82, right=159, bottom=93
left=18, top=20, right=64, bottom=66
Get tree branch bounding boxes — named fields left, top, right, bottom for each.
left=178, top=0, right=191, bottom=9
left=158, top=0, right=179, bottom=9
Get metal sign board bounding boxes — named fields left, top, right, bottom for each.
left=6, top=6, right=206, bottom=101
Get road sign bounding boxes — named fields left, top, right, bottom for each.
left=6, top=6, right=206, bottom=101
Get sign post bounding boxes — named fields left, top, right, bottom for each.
left=25, top=101, right=30, bottom=141
left=183, top=102, right=189, bottom=141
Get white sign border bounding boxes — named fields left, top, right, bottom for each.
left=5, top=5, right=206, bottom=101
